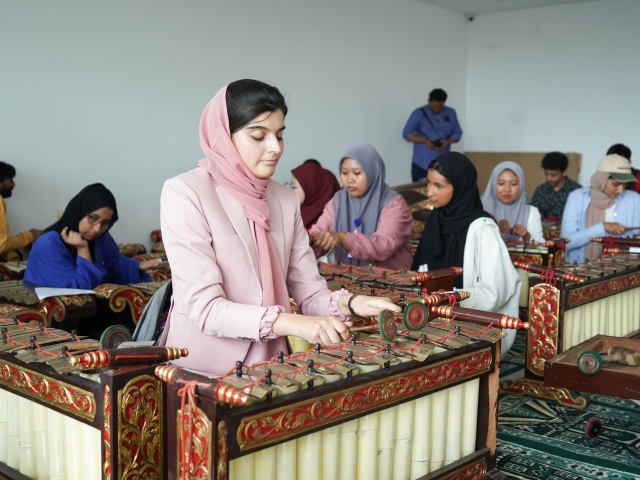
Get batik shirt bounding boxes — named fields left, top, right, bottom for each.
left=531, top=178, right=581, bottom=220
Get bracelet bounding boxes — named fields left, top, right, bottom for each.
left=347, top=294, right=361, bottom=317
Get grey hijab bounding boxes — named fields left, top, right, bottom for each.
left=333, top=143, right=400, bottom=265
left=481, top=161, right=530, bottom=229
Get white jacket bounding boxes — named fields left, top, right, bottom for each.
left=458, top=217, right=522, bottom=358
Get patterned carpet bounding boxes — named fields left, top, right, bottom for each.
left=496, top=331, right=640, bottom=479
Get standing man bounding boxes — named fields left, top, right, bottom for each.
left=530, top=152, right=581, bottom=221
left=402, top=88, right=463, bottom=182
left=0, top=161, right=43, bottom=261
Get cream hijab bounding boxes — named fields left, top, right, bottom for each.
left=584, top=171, right=615, bottom=259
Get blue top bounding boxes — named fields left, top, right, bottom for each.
left=561, top=187, right=640, bottom=264
left=24, top=231, right=148, bottom=289
left=402, top=105, right=463, bottom=170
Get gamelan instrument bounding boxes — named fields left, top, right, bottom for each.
left=318, top=263, right=464, bottom=305
left=507, top=238, right=568, bottom=315
left=502, top=252, right=640, bottom=407
left=0, top=261, right=27, bottom=282
left=93, top=280, right=170, bottom=324
left=506, top=238, right=567, bottom=270
left=0, top=312, right=187, bottom=480
left=156, top=305, right=511, bottom=480
left=0, top=280, right=96, bottom=328
left=592, top=235, right=640, bottom=255
left=545, top=335, right=640, bottom=401
left=0, top=279, right=168, bottom=332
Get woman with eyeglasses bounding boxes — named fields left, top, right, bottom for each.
left=24, top=183, right=159, bottom=289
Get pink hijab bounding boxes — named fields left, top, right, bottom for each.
left=197, top=85, right=290, bottom=359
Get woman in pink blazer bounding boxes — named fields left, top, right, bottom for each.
left=160, top=80, right=399, bottom=375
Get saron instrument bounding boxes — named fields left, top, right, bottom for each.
left=502, top=252, right=640, bottom=407
left=0, top=313, right=187, bottom=480
left=155, top=296, right=523, bottom=480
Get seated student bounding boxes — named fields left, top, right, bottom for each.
left=24, top=183, right=159, bottom=289
left=607, top=143, right=640, bottom=193
left=412, top=153, right=521, bottom=357
left=308, top=143, right=414, bottom=270
left=0, top=161, right=44, bottom=261
left=530, top=152, right=582, bottom=221
left=562, top=154, right=640, bottom=264
left=290, top=161, right=341, bottom=230
left=481, top=161, right=545, bottom=243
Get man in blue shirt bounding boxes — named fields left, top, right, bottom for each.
left=402, top=88, right=463, bottom=182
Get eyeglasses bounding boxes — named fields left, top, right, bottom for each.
left=86, top=213, right=112, bottom=229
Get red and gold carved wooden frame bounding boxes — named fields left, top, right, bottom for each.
left=104, top=384, right=112, bottom=480
left=509, top=253, right=543, bottom=266
left=442, top=460, right=487, bottom=480
left=0, top=303, right=46, bottom=325
left=0, top=263, right=25, bottom=281
left=217, top=421, right=228, bottom=480
left=39, top=294, right=94, bottom=326
left=566, top=271, right=640, bottom=308
left=94, top=284, right=154, bottom=324
left=526, top=284, right=560, bottom=377
left=118, top=243, right=147, bottom=257
left=236, top=348, right=492, bottom=451
left=0, top=359, right=96, bottom=420
left=176, top=404, right=212, bottom=480
left=117, top=374, right=163, bottom=480
left=553, top=250, right=564, bottom=268
left=132, top=253, right=171, bottom=282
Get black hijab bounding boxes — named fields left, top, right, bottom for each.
left=46, top=183, right=119, bottom=258
left=412, top=153, right=491, bottom=288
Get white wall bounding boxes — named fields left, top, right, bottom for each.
left=465, top=0, right=640, bottom=184
left=0, top=0, right=467, bottom=246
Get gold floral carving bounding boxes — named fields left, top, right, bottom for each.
left=60, top=294, right=93, bottom=307
left=499, top=378, right=587, bottom=409
left=442, top=459, right=487, bottom=480
left=567, top=271, right=640, bottom=308
left=526, top=284, right=560, bottom=377
left=104, top=385, right=112, bottom=480
left=177, top=404, right=212, bottom=480
left=554, top=250, right=565, bottom=268
left=237, top=349, right=492, bottom=451
left=117, top=375, right=163, bottom=479
left=217, top=421, right=228, bottom=480
left=0, top=359, right=95, bottom=420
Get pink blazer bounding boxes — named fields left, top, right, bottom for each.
left=160, top=167, right=332, bottom=374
